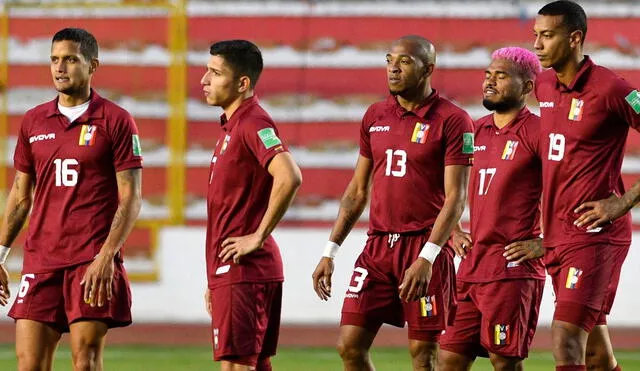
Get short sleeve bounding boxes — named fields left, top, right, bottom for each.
left=111, top=113, right=143, bottom=171
left=241, top=117, right=288, bottom=168
left=359, top=106, right=374, bottom=159
left=14, top=116, right=35, bottom=175
left=444, top=110, right=475, bottom=166
left=606, top=77, right=640, bottom=131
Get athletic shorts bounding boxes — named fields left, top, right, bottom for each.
left=340, top=233, right=456, bottom=340
left=210, top=282, right=282, bottom=366
left=440, top=279, right=544, bottom=359
left=545, top=243, right=629, bottom=332
left=8, top=260, right=132, bottom=333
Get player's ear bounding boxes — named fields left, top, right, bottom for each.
left=238, top=76, right=251, bottom=93
left=522, top=79, right=534, bottom=96
left=89, top=58, right=99, bottom=74
left=423, top=64, right=434, bottom=79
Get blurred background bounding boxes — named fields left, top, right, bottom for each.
left=0, top=0, right=638, bottom=369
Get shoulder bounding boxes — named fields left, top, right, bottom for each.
left=534, top=69, right=557, bottom=95
left=474, top=114, right=492, bottom=134
left=435, top=97, right=473, bottom=123
left=364, top=100, right=390, bottom=120
left=100, top=97, right=134, bottom=122
left=237, top=103, right=276, bottom=132
left=590, top=65, right=634, bottom=96
left=23, top=98, right=56, bottom=123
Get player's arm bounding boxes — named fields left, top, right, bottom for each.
left=219, top=152, right=302, bottom=264
left=0, top=170, right=35, bottom=306
left=399, top=164, right=469, bottom=302
left=451, top=222, right=472, bottom=259
left=504, top=200, right=545, bottom=263
left=81, top=168, right=142, bottom=307
left=312, top=155, right=373, bottom=300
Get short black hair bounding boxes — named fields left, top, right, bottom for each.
left=209, top=40, right=263, bottom=89
left=52, top=28, right=99, bottom=61
left=538, top=1, right=587, bottom=44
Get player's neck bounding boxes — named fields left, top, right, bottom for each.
left=396, top=86, right=433, bottom=112
left=554, top=54, right=585, bottom=87
left=493, top=105, right=523, bottom=129
left=58, top=88, right=91, bottom=108
left=223, top=91, right=254, bottom=120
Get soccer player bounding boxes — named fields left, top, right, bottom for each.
left=534, top=2, right=640, bottom=370
left=201, top=40, right=302, bottom=371
left=438, top=47, right=545, bottom=371
left=312, top=35, right=473, bottom=371
left=0, top=28, right=142, bottom=371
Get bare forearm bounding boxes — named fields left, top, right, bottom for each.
left=0, top=174, right=32, bottom=247
left=621, top=179, right=640, bottom=211
left=328, top=189, right=368, bottom=245
left=255, top=177, right=301, bottom=242
left=100, top=197, right=141, bottom=257
left=428, top=197, right=466, bottom=247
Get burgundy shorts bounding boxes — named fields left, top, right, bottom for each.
left=340, top=233, right=456, bottom=339
left=545, top=243, right=629, bottom=332
left=210, top=282, right=282, bottom=366
left=440, top=279, right=544, bottom=359
left=8, top=261, right=132, bottom=333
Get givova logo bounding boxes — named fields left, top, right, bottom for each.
left=29, top=133, right=55, bottom=143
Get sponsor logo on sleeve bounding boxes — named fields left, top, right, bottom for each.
left=78, top=125, right=96, bottom=146
left=411, top=122, right=430, bottom=143
left=462, top=132, right=474, bottom=154
left=625, top=90, right=640, bottom=114
left=257, top=127, right=282, bottom=149
left=494, top=324, right=510, bottom=345
left=568, top=98, right=584, bottom=121
left=501, top=140, right=519, bottom=160
left=132, top=134, right=142, bottom=156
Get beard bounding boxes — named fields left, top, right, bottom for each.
left=482, top=95, right=522, bottom=113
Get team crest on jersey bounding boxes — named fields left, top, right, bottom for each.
left=78, top=125, right=96, bottom=146
left=501, top=140, right=519, bottom=160
left=420, top=295, right=437, bottom=317
left=565, top=267, right=583, bottom=289
left=411, top=122, right=430, bottom=144
left=568, top=98, right=584, bottom=121
left=494, top=324, right=510, bottom=345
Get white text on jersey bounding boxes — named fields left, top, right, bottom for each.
left=539, top=101, right=555, bottom=108
left=474, top=145, right=487, bottom=152
left=369, top=125, right=390, bottom=133
left=29, top=133, right=56, bottom=143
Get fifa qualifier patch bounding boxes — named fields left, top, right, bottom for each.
left=625, top=90, right=640, bottom=114
left=132, top=134, right=142, bottom=156
left=258, top=127, right=282, bottom=149
left=462, top=132, right=474, bottom=154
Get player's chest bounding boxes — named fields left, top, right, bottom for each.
left=29, top=120, right=110, bottom=164
left=473, top=130, right=534, bottom=173
left=538, top=89, right=609, bottom=140
left=369, top=117, right=444, bottom=162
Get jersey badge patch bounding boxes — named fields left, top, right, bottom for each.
left=494, top=324, right=510, bottom=345
left=625, top=90, right=640, bottom=114
left=411, top=122, right=430, bottom=144
left=568, top=98, right=584, bottom=121
left=78, top=125, right=96, bottom=146
left=462, top=132, right=474, bottom=154
left=565, top=267, right=583, bottom=289
left=501, top=140, right=519, bottom=160
left=419, top=295, right=437, bottom=317
left=258, top=128, right=282, bottom=149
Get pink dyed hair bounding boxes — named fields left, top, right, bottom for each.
left=491, top=47, right=542, bottom=81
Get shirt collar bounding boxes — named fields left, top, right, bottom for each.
left=386, top=89, right=439, bottom=118
left=220, top=95, right=259, bottom=131
left=44, top=88, right=105, bottom=124
left=482, top=106, right=531, bottom=134
left=556, top=55, right=593, bottom=92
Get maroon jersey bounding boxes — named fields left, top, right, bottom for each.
left=360, top=92, right=474, bottom=235
left=535, top=57, right=640, bottom=249
left=458, top=108, right=545, bottom=283
left=13, top=90, right=143, bottom=273
left=206, top=97, right=287, bottom=289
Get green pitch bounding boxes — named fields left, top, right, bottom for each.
left=0, top=345, right=639, bottom=370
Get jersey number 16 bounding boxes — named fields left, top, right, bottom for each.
left=54, top=158, right=79, bottom=187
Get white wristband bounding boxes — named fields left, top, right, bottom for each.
left=0, top=245, right=10, bottom=265
left=322, top=241, right=340, bottom=259
left=418, top=242, right=441, bottom=264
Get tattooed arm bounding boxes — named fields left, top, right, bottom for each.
left=312, top=155, right=372, bottom=300
left=0, top=170, right=35, bottom=247
left=0, top=170, right=34, bottom=305
left=80, top=168, right=142, bottom=307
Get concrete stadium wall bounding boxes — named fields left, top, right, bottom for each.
left=1, top=227, right=639, bottom=326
